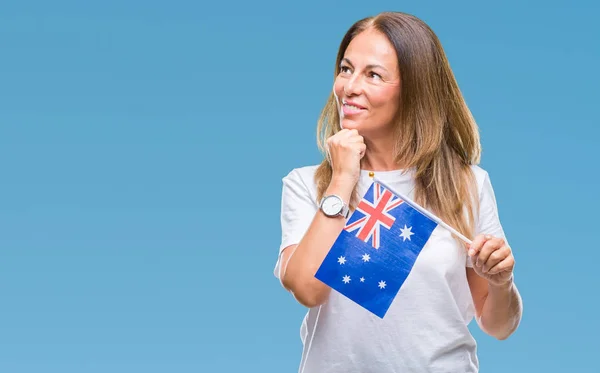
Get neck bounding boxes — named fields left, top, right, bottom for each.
left=361, top=135, right=404, bottom=171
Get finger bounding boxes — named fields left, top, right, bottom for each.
left=468, top=234, right=488, bottom=257
left=476, top=237, right=505, bottom=267
left=487, top=255, right=515, bottom=275
left=348, top=135, right=364, bottom=144
left=326, top=135, right=337, bottom=148
left=342, top=129, right=358, bottom=139
left=357, top=143, right=366, bottom=158
left=329, top=129, right=347, bottom=142
left=328, top=132, right=348, bottom=148
left=481, top=246, right=510, bottom=273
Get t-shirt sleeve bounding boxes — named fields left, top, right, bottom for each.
left=273, top=169, right=319, bottom=279
left=467, top=170, right=508, bottom=268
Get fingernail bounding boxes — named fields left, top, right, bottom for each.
left=468, top=249, right=475, bottom=256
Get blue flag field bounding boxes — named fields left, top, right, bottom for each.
left=315, top=180, right=438, bottom=318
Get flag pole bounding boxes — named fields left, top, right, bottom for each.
left=371, top=174, right=473, bottom=246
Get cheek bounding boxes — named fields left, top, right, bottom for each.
left=370, top=87, right=400, bottom=113
left=333, top=78, right=345, bottom=98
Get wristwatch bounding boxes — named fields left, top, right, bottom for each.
left=319, top=194, right=350, bottom=218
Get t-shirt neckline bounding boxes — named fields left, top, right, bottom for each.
left=360, top=168, right=415, bottom=183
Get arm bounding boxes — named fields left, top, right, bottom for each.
left=280, top=177, right=354, bottom=308
left=277, top=129, right=366, bottom=308
left=467, top=170, right=523, bottom=339
left=468, top=263, right=523, bottom=340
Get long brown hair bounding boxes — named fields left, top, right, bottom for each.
left=315, top=12, right=481, bottom=240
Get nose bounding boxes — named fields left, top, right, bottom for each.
left=343, top=73, right=364, bottom=96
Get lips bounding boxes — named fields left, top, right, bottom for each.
left=343, top=100, right=366, bottom=110
left=341, top=100, right=366, bottom=116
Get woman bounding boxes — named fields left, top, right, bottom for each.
left=273, top=11, right=523, bottom=372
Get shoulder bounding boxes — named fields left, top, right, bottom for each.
left=469, top=164, right=503, bottom=220
left=282, top=164, right=320, bottom=187
left=281, top=164, right=320, bottom=202
left=469, top=164, right=493, bottom=196
left=469, top=164, right=489, bottom=184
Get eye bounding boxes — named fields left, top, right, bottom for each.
left=339, top=66, right=351, bottom=74
left=369, top=72, right=382, bottom=80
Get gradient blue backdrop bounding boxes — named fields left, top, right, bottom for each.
left=1, top=1, right=598, bottom=372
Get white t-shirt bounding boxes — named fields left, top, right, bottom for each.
left=274, top=165, right=508, bottom=373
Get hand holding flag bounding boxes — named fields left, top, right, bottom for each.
left=467, top=234, right=515, bottom=287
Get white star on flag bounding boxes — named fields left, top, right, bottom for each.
left=399, top=225, right=414, bottom=241
left=378, top=280, right=387, bottom=289
left=338, top=256, right=346, bottom=264
left=360, top=277, right=365, bottom=282
left=362, top=253, right=371, bottom=262
left=342, top=275, right=351, bottom=284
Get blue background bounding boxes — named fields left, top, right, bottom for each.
left=1, top=1, right=598, bottom=372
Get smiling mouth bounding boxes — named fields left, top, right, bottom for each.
left=341, top=101, right=366, bottom=116
left=341, top=99, right=366, bottom=111
left=344, top=103, right=364, bottom=110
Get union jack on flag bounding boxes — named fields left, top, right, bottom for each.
left=315, top=180, right=438, bottom=318
left=343, top=183, right=404, bottom=249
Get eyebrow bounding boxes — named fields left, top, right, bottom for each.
left=341, top=58, right=389, bottom=72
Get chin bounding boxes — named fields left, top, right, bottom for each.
left=340, top=118, right=362, bottom=130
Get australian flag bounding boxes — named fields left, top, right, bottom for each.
left=315, top=180, right=438, bottom=318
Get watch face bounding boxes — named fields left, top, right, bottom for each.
left=322, top=196, right=343, bottom=216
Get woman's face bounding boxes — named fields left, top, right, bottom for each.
left=334, top=28, right=401, bottom=135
